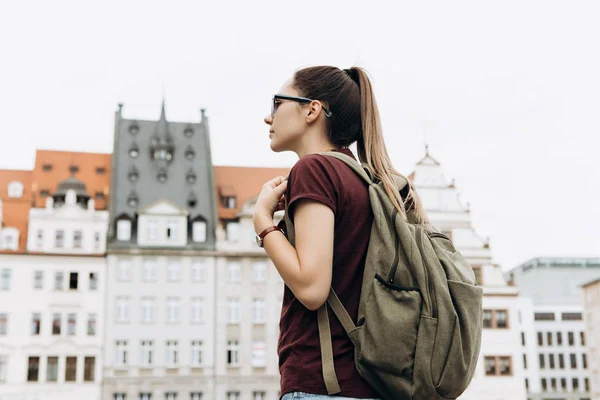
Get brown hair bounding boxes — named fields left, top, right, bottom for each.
left=293, top=66, right=431, bottom=228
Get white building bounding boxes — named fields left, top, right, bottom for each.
left=508, top=257, right=598, bottom=400
left=582, top=278, right=600, bottom=400
left=411, top=148, right=526, bottom=400
left=0, top=177, right=108, bottom=400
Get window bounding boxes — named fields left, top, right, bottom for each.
left=116, top=297, right=129, bottom=322
left=84, top=356, right=95, bottom=382
left=139, top=394, right=152, bottom=400
left=252, top=392, right=266, bottom=400
left=114, top=394, right=127, bottom=400
left=118, top=260, right=132, bottom=281
left=253, top=261, right=267, bottom=282
left=27, top=356, right=40, bottom=382
left=522, top=354, right=527, bottom=369
left=525, top=378, right=529, bottom=390
left=165, top=393, right=177, bottom=400
left=482, top=309, right=508, bottom=329
left=167, top=298, right=180, bottom=323
left=1, top=269, right=11, bottom=290
left=55, top=230, right=64, bottom=248
left=253, top=299, right=265, bottom=324
left=498, top=356, right=511, bottom=375
left=228, top=262, right=241, bottom=283
left=192, top=221, right=206, bottom=242
left=549, top=353, right=555, bottom=369
left=46, top=356, right=58, bottom=382
left=67, top=313, right=76, bottom=336
left=580, top=331, right=586, bottom=346
left=34, top=271, right=43, bottom=289
left=167, top=261, right=181, bottom=281
left=227, top=340, right=240, bottom=366
left=557, top=331, right=562, bottom=345
left=141, top=297, right=156, bottom=323
left=534, top=312, right=555, bottom=321
left=89, top=272, right=98, bottom=290
left=141, top=341, right=153, bottom=367
left=115, top=340, right=128, bottom=366
left=541, top=378, right=547, bottom=391
left=561, top=377, right=567, bottom=390
left=166, top=220, right=178, bottom=241
left=570, top=353, right=577, bottom=368
left=191, top=298, right=204, bottom=323
left=585, top=377, right=590, bottom=391
left=561, top=312, right=582, bottom=321
left=0, top=230, right=18, bottom=251
left=190, top=393, right=202, bottom=400
left=42, top=164, right=53, bottom=171
left=69, top=165, right=79, bottom=174
left=568, top=332, right=575, bottom=346
left=252, top=341, right=266, bottom=367
left=537, top=332, right=543, bottom=346
left=166, top=340, right=178, bottom=367
left=94, top=232, right=101, bottom=250
left=36, top=230, right=44, bottom=249
left=40, top=189, right=50, bottom=197
left=87, top=313, right=97, bottom=336
left=550, top=377, right=557, bottom=391
left=559, top=353, right=565, bottom=369
left=147, top=219, right=158, bottom=241
left=117, top=220, right=131, bottom=241
left=0, top=313, right=7, bottom=335
left=142, top=259, right=158, bottom=281
left=191, top=260, right=206, bottom=282
left=227, top=298, right=240, bottom=324
left=55, top=271, right=64, bottom=290
left=521, top=332, right=526, bottom=346
left=572, top=377, right=579, bottom=391
left=226, top=392, right=240, bottom=400
left=547, top=332, right=553, bottom=346
left=0, top=355, right=7, bottom=382
left=223, top=196, right=237, bottom=209
left=582, top=353, right=587, bottom=369
left=191, top=341, right=203, bottom=367
left=69, top=272, right=78, bottom=290
left=52, top=313, right=61, bottom=335
left=31, top=313, right=41, bottom=335
left=65, top=356, right=77, bottom=381
left=7, top=181, right=23, bottom=198
left=539, top=353, right=545, bottom=369
left=226, top=221, right=240, bottom=242
left=73, top=230, right=83, bottom=249
left=96, top=167, right=106, bottom=174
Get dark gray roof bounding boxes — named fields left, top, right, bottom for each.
left=107, top=101, right=217, bottom=250
left=54, top=176, right=90, bottom=198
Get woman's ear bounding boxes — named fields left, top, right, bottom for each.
left=306, top=100, right=322, bottom=123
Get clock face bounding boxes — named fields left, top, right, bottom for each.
left=255, top=235, right=263, bottom=248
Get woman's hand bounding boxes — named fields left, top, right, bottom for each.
left=253, top=176, right=288, bottom=233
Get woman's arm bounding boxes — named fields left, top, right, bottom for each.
left=253, top=177, right=334, bottom=311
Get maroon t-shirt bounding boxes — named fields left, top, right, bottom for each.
left=277, top=148, right=379, bottom=398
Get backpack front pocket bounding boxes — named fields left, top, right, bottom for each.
left=355, top=274, right=423, bottom=379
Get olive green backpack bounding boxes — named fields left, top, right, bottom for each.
left=283, top=152, right=483, bottom=400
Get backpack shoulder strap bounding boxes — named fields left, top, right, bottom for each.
left=318, top=151, right=373, bottom=185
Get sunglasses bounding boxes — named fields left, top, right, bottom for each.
left=271, top=94, right=332, bottom=118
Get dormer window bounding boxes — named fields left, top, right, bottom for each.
left=42, top=164, right=53, bottom=172
left=186, top=170, right=196, bottom=184
left=192, top=219, right=207, bottom=243
left=129, top=143, right=139, bottom=158
left=184, top=146, right=195, bottom=160
left=222, top=196, right=236, bottom=209
left=153, top=148, right=173, bottom=161
left=69, top=165, right=79, bottom=174
left=184, top=125, right=194, bottom=138
left=187, top=192, right=197, bottom=208
left=127, top=191, right=139, bottom=208
left=7, top=181, right=24, bottom=198
left=0, top=228, right=19, bottom=251
left=157, top=169, right=168, bottom=183
left=116, top=219, right=132, bottom=241
left=96, top=167, right=106, bottom=175
left=128, top=122, right=139, bottom=135
left=128, top=167, right=139, bottom=182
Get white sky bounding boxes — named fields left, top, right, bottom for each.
left=1, top=0, right=599, bottom=272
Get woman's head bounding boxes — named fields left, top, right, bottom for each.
left=265, top=65, right=431, bottom=228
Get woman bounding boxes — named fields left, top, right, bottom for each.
left=253, top=66, right=429, bottom=400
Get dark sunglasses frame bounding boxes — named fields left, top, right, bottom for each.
left=272, top=94, right=332, bottom=118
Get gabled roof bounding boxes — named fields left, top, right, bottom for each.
left=138, top=198, right=189, bottom=216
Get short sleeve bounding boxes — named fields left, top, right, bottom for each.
left=286, top=155, right=339, bottom=222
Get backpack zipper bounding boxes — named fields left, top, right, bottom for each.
left=386, top=208, right=401, bottom=283
left=416, top=226, right=438, bottom=318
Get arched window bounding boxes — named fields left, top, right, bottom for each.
left=192, top=218, right=207, bottom=243
left=7, top=181, right=24, bottom=198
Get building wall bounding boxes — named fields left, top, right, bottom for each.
left=582, top=280, right=600, bottom=400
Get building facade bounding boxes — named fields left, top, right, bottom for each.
left=410, top=148, right=526, bottom=400
left=0, top=176, right=108, bottom=400
left=582, top=278, right=600, bottom=400
left=508, top=257, right=598, bottom=400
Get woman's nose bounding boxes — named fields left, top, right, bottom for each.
left=264, top=114, right=273, bottom=125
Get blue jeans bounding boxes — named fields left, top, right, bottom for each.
left=281, top=392, right=382, bottom=400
